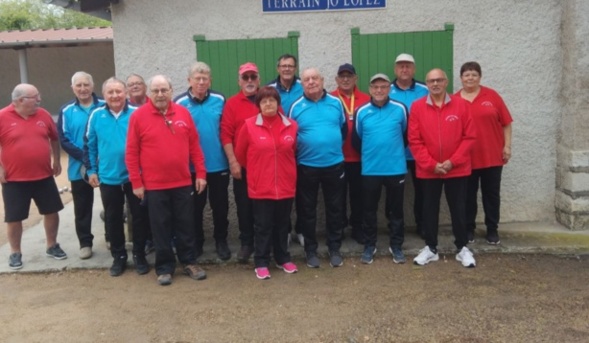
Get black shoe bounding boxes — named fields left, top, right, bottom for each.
left=216, top=240, right=231, bottom=261
left=305, top=251, right=320, bottom=268
left=9, top=252, right=23, bottom=270
left=110, top=256, right=127, bottom=277
left=350, top=230, right=365, bottom=245
left=486, top=230, right=501, bottom=245
left=133, top=255, right=149, bottom=275
left=329, top=250, right=343, bottom=267
left=237, top=245, right=253, bottom=264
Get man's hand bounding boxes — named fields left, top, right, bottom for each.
left=229, top=161, right=242, bottom=179
left=52, top=161, right=62, bottom=177
left=195, top=178, right=207, bottom=194
left=133, top=186, right=145, bottom=200
left=441, top=160, right=453, bottom=172
left=434, top=163, right=447, bottom=175
left=88, top=174, right=100, bottom=188
left=0, top=166, right=6, bottom=184
left=503, top=146, right=512, bottom=164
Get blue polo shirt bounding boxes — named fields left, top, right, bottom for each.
left=267, top=76, right=304, bottom=114
left=389, top=79, right=428, bottom=160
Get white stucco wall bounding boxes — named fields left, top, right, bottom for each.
left=111, top=0, right=563, bottom=224
left=0, top=44, right=114, bottom=116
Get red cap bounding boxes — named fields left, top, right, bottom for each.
left=239, top=62, right=259, bottom=75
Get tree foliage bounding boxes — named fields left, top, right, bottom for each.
left=0, top=0, right=111, bottom=31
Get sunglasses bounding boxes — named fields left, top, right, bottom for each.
left=241, top=74, right=258, bottom=81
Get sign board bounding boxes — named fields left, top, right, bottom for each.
left=263, top=0, right=386, bottom=13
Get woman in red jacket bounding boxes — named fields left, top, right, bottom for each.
left=457, top=62, right=513, bottom=245
left=235, top=86, right=299, bottom=280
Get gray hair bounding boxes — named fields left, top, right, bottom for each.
left=188, top=61, right=211, bottom=77
left=71, top=71, right=94, bottom=86
left=11, top=84, right=28, bottom=101
left=147, top=74, right=173, bottom=91
left=102, top=77, right=126, bottom=93
left=126, top=73, right=145, bottom=83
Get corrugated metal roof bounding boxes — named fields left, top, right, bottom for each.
left=0, top=27, right=112, bottom=48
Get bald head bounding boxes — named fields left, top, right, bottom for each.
left=300, top=67, right=324, bottom=100
left=425, top=68, right=449, bottom=99
left=148, top=74, right=173, bottom=112
left=11, top=83, right=41, bottom=117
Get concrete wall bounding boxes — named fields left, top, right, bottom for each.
left=111, top=0, right=565, bottom=225
left=0, top=44, right=115, bottom=116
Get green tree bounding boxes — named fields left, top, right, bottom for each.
left=0, top=0, right=110, bottom=31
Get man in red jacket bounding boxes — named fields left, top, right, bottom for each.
left=408, top=69, right=477, bottom=268
left=126, top=74, right=207, bottom=286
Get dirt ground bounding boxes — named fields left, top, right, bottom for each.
left=0, top=254, right=588, bottom=342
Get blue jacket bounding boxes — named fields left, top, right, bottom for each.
left=57, top=93, right=105, bottom=181
left=267, top=76, right=304, bottom=114
left=353, top=98, right=408, bottom=176
left=288, top=90, right=346, bottom=167
left=174, top=89, right=228, bottom=173
left=84, top=102, right=136, bottom=185
left=389, top=79, right=428, bottom=160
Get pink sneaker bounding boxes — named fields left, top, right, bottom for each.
left=255, top=267, right=271, bottom=280
left=277, top=262, right=298, bottom=274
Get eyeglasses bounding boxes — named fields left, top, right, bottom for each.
left=241, top=74, right=258, bottom=81
left=21, top=93, right=41, bottom=100
left=151, top=88, right=171, bottom=95
left=279, top=64, right=296, bottom=69
left=127, top=82, right=144, bottom=87
left=370, top=85, right=390, bottom=90
left=426, top=78, right=447, bottom=84
left=337, top=74, right=356, bottom=80
left=191, top=77, right=210, bottom=83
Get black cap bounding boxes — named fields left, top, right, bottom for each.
left=337, top=63, right=356, bottom=75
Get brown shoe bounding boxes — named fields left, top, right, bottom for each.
left=157, top=274, right=172, bottom=286
left=184, top=264, right=207, bottom=280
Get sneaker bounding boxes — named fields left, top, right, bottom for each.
left=237, top=245, right=254, bottom=264
left=361, top=246, right=377, bottom=264
left=144, top=240, right=155, bottom=255
left=110, top=256, right=127, bottom=277
left=46, top=243, right=67, bottom=260
left=389, top=247, right=406, bottom=264
left=184, top=264, right=207, bottom=280
left=9, top=253, right=23, bottom=270
left=456, top=246, right=476, bottom=268
left=413, top=246, right=439, bottom=266
left=133, top=255, right=150, bottom=275
left=305, top=251, right=320, bottom=268
left=486, top=230, right=501, bottom=245
left=277, top=262, right=298, bottom=274
left=79, top=246, right=92, bottom=260
left=467, top=231, right=475, bottom=244
left=296, top=233, right=305, bottom=247
left=255, top=267, right=271, bottom=280
left=157, top=274, right=172, bottom=286
left=329, top=250, right=343, bottom=267
left=216, top=240, right=231, bottom=261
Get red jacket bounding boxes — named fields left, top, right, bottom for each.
left=220, top=91, right=259, bottom=148
left=125, top=99, right=206, bottom=190
left=408, top=94, right=475, bottom=179
left=330, top=87, right=371, bottom=162
left=235, top=113, right=298, bottom=200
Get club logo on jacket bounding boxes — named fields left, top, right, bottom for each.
left=283, top=135, right=294, bottom=142
left=482, top=101, right=494, bottom=107
left=36, top=121, right=46, bottom=128
left=175, top=120, right=188, bottom=127
left=445, top=115, right=459, bottom=122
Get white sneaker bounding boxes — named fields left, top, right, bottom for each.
left=296, top=233, right=305, bottom=247
left=413, top=246, right=439, bottom=266
left=79, top=246, right=92, bottom=260
left=456, top=246, right=476, bottom=268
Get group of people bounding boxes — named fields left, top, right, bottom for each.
left=0, top=52, right=512, bottom=284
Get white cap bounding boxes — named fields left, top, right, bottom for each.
left=369, top=73, right=391, bottom=83
left=395, top=53, right=415, bottom=64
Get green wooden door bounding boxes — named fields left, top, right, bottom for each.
left=193, top=32, right=300, bottom=97
left=351, top=24, right=454, bottom=93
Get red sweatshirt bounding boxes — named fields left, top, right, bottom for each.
left=235, top=113, right=298, bottom=200
left=330, top=87, right=371, bottom=162
left=408, top=94, right=476, bottom=179
left=220, top=91, right=259, bottom=148
left=126, top=99, right=206, bottom=190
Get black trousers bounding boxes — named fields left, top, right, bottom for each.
left=296, top=163, right=345, bottom=253
left=233, top=168, right=254, bottom=247
left=100, top=182, right=147, bottom=259
left=71, top=179, right=94, bottom=248
left=466, top=166, right=502, bottom=233
left=192, top=171, right=230, bottom=247
left=407, top=160, right=424, bottom=234
left=421, top=177, right=468, bottom=251
left=252, top=198, right=293, bottom=268
left=362, top=175, right=405, bottom=248
left=146, top=186, right=196, bottom=275
left=342, top=162, right=363, bottom=234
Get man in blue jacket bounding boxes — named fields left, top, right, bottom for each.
left=84, top=78, right=149, bottom=276
left=175, top=61, right=231, bottom=261
left=288, top=68, right=347, bottom=269
left=57, top=71, right=104, bottom=260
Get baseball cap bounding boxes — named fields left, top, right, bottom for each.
left=369, top=73, right=391, bottom=83
left=239, top=62, right=258, bottom=75
left=395, top=53, right=415, bottom=64
left=337, top=63, right=356, bottom=75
